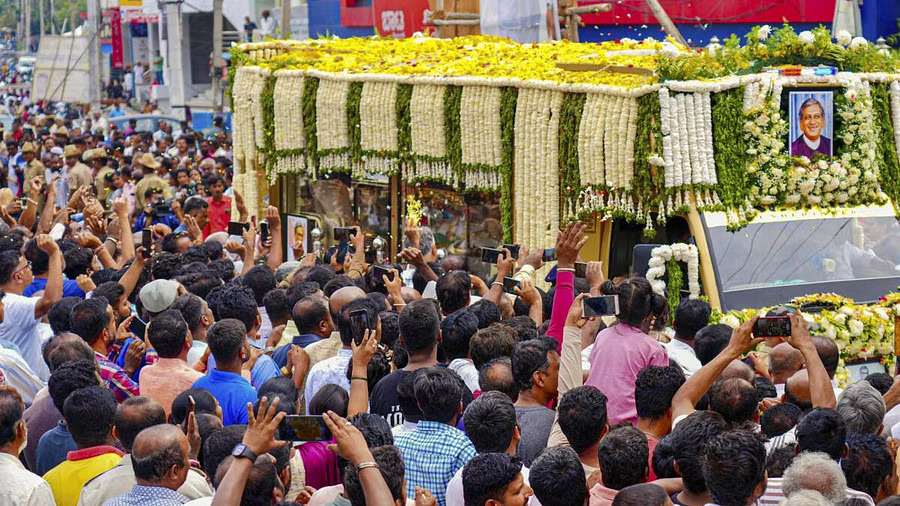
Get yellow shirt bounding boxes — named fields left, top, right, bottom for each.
left=44, top=445, right=124, bottom=506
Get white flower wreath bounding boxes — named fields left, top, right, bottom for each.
left=645, top=243, right=701, bottom=299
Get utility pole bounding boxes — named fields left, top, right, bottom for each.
left=50, top=0, right=56, bottom=34
left=281, top=0, right=291, bottom=39
left=211, top=0, right=223, bottom=113
left=165, top=0, right=186, bottom=118
left=39, top=0, right=45, bottom=40
left=69, top=0, right=77, bottom=35
left=23, top=0, right=30, bottom=52
left=87, top=0, right=101, bottom=110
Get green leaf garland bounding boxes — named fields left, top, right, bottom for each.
left=347, top=81, right=364, bottom=166
left=559, top=92, right=586, bottom=219
left=500, top=86, right=518, bottom=244
left=711, top=86, right=750, bottom=228
left=872, top=83, right=900, bottom=217
left=396, top=84, right=414, bottom=170
left=302, top=76, right=320, bottom=171
left=666, top=257, right=683, bottom=317
left=445, top=86, right=464, bottom=183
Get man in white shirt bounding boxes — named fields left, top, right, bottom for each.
left=259, top=10, right=277, bottom=38
left=0, top=385, right=56, bottom=505
left=304, top=298, right=376, bottom=413
left=0, top=235, right=64, bottom=381
left=663, top=299, right=710, bottom=379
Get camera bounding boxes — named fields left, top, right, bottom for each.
left=150, top=199, right=173, bottom=217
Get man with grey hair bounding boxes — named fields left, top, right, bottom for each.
left=779, top=490, right=833, bottom=506
left=781, top=452, right=847, bottom=503
left=836, top=381, right=885, bottom=435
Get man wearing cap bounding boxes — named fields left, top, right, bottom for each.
left=134, top=154, right=172, bottom=211
left=66, top=145, right=93, bottom=191
left=139, top=279, right=180, bottom=318
left=90, top=149, right=115, bottom=204
left=21, top=141, right=44, bottom=198
left=53, top=127, right=69, bottom=146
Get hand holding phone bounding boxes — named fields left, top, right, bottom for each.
left=502, top=277, right=520, bottom=295
left=227, top=221, right=250, bottom=237
left=481, top=247, right=502, bottom=264
left=259, top=222, right=269, bottom=245
left=542, top=248, right=557, bottom=262
left=753, top=316, right=792, bottom=338
left=349, top=309, right=372, bottom=346
left=279, top=415, right=332, bottom=441
left=373, top=265, right=394, bottom=282
left=503, top=244, right=520, bottom=260
left=141, top=228, right=152, bottom=258
left=574, top=262, right=587, bottom=278
left=334, top=227, right=356, bottom=242
left=582, top=295, right=619, bottom=318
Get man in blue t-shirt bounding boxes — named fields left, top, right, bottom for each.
left=23, top=237, right=85, bottom=298
left=192, top=319, right=258, bottom=425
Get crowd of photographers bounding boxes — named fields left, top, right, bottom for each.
left=1, top=108, right=900, bottom=506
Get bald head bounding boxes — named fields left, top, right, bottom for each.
left=478, top=358, right=518, bottom=403
left=785, top=369, right=812, bottom=411
left=813, top=337, right=839, bottom=378
left=400, top=286, right=423, bottom=304
left=329, top=286, right=366, bottom=316
left=131, top=424, right=190, bottom=489
left=769, top=343, right=804, bottom=385
left=720, top=359, right=755, bottom=384
left=115, top=396, right=167, bottom=452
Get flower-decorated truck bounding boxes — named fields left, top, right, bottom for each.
left=227, top=25, right=900, bottom=367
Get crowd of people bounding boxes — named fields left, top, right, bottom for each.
left=0, top=102, right=899, bottom=506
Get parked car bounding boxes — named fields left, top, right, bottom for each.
left=109, top=115, right=181, bottom=134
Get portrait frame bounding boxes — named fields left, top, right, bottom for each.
left=843, top=359, right=886, bottom=385
left=286, top=214, right=311, bottom=262
left=785, top=88, right=835, bottom=158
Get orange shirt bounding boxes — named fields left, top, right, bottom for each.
left=138, top=358, right=205, bottom=417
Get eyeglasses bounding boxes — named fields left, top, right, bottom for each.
left=13, top=260, right=31, bottom=276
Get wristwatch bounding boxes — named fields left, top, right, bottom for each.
left=231, top=443, right=258, bottom=462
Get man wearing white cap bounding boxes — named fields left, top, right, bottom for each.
left=139, top=279, right=181, bottom=317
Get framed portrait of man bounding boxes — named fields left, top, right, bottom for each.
left=286, top=214, right=310, bottom=262
left=788, top=90, right=834, bottom=158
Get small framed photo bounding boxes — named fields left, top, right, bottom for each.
left=843, top=360, right=886, bottom=385
left=788, top=90, right=834, bottom=158
left=286, top=214, right=310, bottom=262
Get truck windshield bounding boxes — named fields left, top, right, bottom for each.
left=703, top=206, right=900, bottom=305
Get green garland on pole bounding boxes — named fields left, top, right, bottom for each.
left=711, top=87, right=749, bottom=223
left=559, top=92, right=586, bottom=219
left=301, top=77, right=320, bottom=171
left=260, top=74, right=277, bottom=175
left=500, top=87, right=518, bottom=244
left=396, top=84, right=414, bottom=171
left=347, top=82, right=364, bottom=166
left=631, top=92, right=664, bottom=235
left=871, top=83, right=900, bottom=217
left=666, top=257, right=683, bottom=317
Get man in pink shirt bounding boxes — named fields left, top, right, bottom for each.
left=138, top=309, right=203, bottom=417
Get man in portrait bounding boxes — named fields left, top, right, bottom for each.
left=791, top=97, right=831, bottom=158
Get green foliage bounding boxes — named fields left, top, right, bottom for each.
left=666, top=257, right=683, bottom=318
left=711, top=87, right=749, bottom=210
left=500, top=87, right=518, bottom=244
left=302, top=77, right=319, bottom=170
left=444, top=86, right=463, bottom=179
left=558, top=93, right=585, bottom=219
left=871, top=83, right=900, bottom=215
left=347, top=82, right=363, bottom=164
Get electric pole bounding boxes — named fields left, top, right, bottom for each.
left=281, top=0, right=291, bottom=39
left=50, top=0, right=56, bottom=34
left=39, top=0, right=45, bottom=40
left=87, top=0, right=101, bottom=109
left=212, top=0, right=223, bottom=113
left=23, top=0, right=30, bottom=52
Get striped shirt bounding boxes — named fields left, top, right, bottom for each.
left=758, top=477, right=874, bottom=505
left=94, top=351, right=140, bottom=403
left=394, top=420, right=476, bottom=506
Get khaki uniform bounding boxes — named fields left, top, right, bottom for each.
left=134, top=174, right=173, bottom=210
left=68, top=162, right=93, bottom=190
left=95, top=166, right=114, bottom=204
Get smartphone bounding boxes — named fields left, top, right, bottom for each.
left=227, top=221, right=249, bottom=236
left=373, top=265, right=394, bottom=281
left=542, top=248, right=556, bottom=262
left=503, top=244, right=520, bottom=260
left=349, top=309, right=372, bottom=345
left=129, top=314, right=148, bottom=339
left=502, top=277, right=520, bottom=295
left=141, top=228, right=152, bottom=258
left=259, top=222, right=269, bottom=245
left=279, top=415, right=332, bottom=442
left=334, top=227, right=356, bottom=242
left=582, top=295, right=620, bottom=318
left=481, top=247, right=502, bottom=264
left=574, top=262, right=587, bottom=278
left=754, top=316, right=792, bottom=338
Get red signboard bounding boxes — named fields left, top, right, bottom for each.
left=373, top=0, right=430, bottom=38
left=109, top=8, right=124, bottom=69
left=578, top=0, right=835, bottom=26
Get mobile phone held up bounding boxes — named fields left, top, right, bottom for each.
left=753, top=316, right=792, bottom=338
left=574, top=262, right=587, bottom=278
left=373, top=265, right=394, bottom=281
left=334, top=227, right=357, bottom=242
left=349, top=308, right=373, bottom=345
left=481, top=247, right=502, bottom=264
left=141, top=229, right=152, bottom=258
left=582, top=295, right=619, bottom=318
left=503, top=244, right=520, bottom=260
left=259, top=222, right=269, bottom=245
left=227, top=221, right=250, bottom=236
left=502, top=277, right=520, bottom=295
left=129, top=315, right=148, bottom=339
left=542, top=248, right=556, bottom=262
left=279, top=415, right=332, bottom=442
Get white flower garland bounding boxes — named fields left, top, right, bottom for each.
left=645, top=243, right=701, bottom=299
left=316, top=77, right=352, bottom=169
left=272, top=70, right=308, bottom=176
left=514, top=88, right=563, bottom=253
left=408, top=83, right=454, bottom=184
left=360, top=81, right=399, bottom=154
left=460, top=86, right=504, bottom=189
